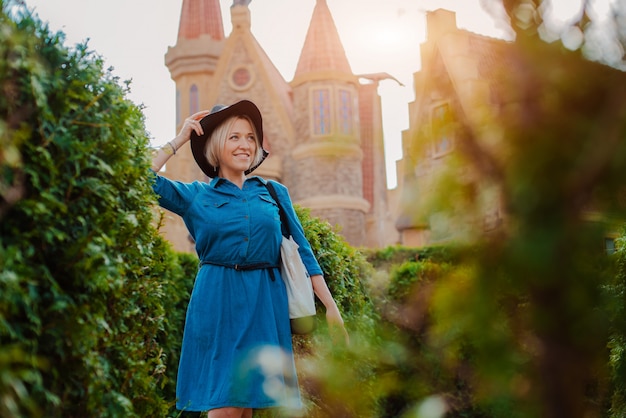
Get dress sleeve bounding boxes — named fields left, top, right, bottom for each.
left=271, top=181, right=323, bottom=277
left=149, top=169, right=197, bottom=217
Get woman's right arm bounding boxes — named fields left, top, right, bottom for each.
left=151, top=110, right=211, bottom=172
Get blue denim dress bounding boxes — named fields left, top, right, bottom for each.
left=151, top=173, right=322, bottom=412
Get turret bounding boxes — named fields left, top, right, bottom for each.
left=289, top=0, right=369, bottom=246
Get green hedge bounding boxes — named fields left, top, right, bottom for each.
left=297, top=206, right=376, bottom=330
left=0, top=5, right=186, bottom=416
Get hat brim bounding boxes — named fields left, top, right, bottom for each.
left=190, top=100, right=268, bottom=178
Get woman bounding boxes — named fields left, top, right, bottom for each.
left=150, top=100, right=347, bottom=417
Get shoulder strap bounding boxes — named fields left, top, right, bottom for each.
left=264, top=181, right=291, bottom=237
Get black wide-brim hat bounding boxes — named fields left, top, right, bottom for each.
left=190, top=99, right=268, bottom=178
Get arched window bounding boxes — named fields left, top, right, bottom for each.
left=338, top=89, right=352, bottom=135
left=313, top=88, right=330, bottom=135
left=431, top=102, right=455, bottom=157
left=190, top=84, right=199, bottom=115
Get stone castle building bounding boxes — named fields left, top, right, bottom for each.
left=158, top=0, right=399, bottom=253
left=160, top=2, right=573, bottom=252
left=394, top=9, right=624, bottom=251
left=394, top=9, right=510, bottom=246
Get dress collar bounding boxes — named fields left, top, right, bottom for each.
left=209, top=176, right=267, bottom=189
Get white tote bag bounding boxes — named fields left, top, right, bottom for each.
left=265, top=181, right=317, bottom=334
left=280, top=235, right=316, bottom=327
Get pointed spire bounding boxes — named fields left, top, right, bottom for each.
left=177, top=0, right=225, bottom=41
left=294, top=0, right=352, bottom=78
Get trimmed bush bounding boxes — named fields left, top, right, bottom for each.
left=0, top=5, right=185, bottom=416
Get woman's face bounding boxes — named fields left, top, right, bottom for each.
left=217, top=117, right=258, bottom=178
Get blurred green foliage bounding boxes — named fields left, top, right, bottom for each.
left=3, top=1, right=626, bottom=418
left=295, top=1, right=626, bottom=417
left=286, top=206, right=379, bottom=417
left=389, top=2, right=626, bottom=417
left=607, top=232, right=626, bottom=417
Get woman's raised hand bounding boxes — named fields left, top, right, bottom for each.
left=151, top=110, right=212, bottom=172
left=175, top=110, right=211, bottom=146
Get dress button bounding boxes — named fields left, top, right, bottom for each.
left=244, top=237, right=249, bottom=242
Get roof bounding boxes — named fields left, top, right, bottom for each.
left=293, top=0, right=352, bottom=78
left=177, top=0, right=225, bottom=40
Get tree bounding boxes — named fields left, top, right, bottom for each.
left=410, top=1, right=626, bottom=417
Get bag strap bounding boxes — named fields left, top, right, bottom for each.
left=264, top=181, right=291, bottom=238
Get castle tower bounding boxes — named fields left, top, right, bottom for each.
left=161, top=0, right=225, bottom=252
left=165, top=0, right=224, bottom=184
left=358, top=74, right=396, bottom=247
left=289, top=0, right=370, bottom=246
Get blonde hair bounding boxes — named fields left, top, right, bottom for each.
left=204, top=115, right=264, bottom=172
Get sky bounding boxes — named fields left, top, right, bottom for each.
left=20, top=0, right=590, bottom=188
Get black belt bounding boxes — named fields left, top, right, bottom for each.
left=199, top=260, right=278, bottom=281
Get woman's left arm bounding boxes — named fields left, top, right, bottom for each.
left=311, top=274, right=349, bottom=344
left=271, top=182, right=349, bottom=343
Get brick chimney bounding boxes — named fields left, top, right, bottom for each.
left=426, top=9, right=457, bottom=42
